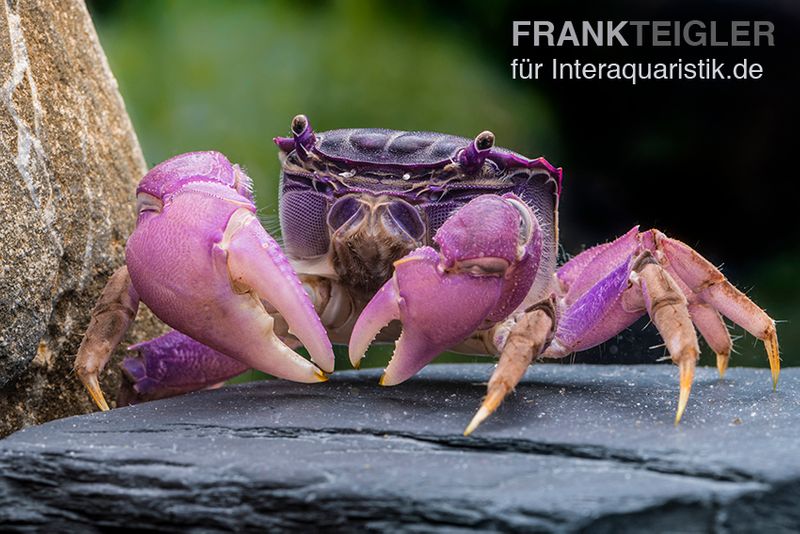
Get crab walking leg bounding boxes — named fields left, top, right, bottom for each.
left=118, top=330, right=249, bottom=405
left=544, top=258, right=644, bottom=358
left=688, top=303, right=733, bottom=377
left=464, top=302, right=555, bottom=436
left=74, top=266, right=140, bottom=411
left=660, top=236, right=780, bottom=388
left=632, top=255, right=701, bottom=424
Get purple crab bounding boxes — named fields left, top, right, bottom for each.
left=75, top=115, right=780, bottom=434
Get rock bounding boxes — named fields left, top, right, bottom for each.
left=0, top=0, right=164, bottom=435
left=1, top=363, right=797, bottom=532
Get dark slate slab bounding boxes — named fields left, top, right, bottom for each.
left=1, top=364, right=799, bottom=532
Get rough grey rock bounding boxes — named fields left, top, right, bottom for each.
left=0, top=0, right=164, bottom=434
left=1, top=363, right=798, bottom=532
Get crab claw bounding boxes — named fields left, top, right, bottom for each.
left=349, top=247, right=504, bottom=384
left=127, top=152, right=334, bottom=384
left=351, top=193, right=541, bottom=387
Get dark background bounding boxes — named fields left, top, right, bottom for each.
left=88, top=0, right=799, bottom=369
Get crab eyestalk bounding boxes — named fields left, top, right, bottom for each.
left=458, top=130, right=495, bottom=172
left=291, top=114, right=316, bottom=161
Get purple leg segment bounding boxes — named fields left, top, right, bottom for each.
left=545, top=227, right=779, bottom=425
left=545, top=256, right=643, bottom=357
left=119, top=330, right=249, bottom=405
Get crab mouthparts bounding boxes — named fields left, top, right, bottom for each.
left=330, top=197, right=425, bottom=293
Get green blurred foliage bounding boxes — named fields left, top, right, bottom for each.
left=93, top=0, right=554, bottom=212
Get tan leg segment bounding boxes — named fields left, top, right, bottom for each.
left=688, top=303, right=733, bottom=378
left=464, top=301, right=555, bottom=436
left=660, top=236, right=779, bottom=389
left=74, top=266, right=140, bottom=411
left=634, top=255, right=700, bottom=425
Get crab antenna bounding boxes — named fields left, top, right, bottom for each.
left=291, top=114, right=316, bottom=160
left=458, top=130, right=495, bottom=171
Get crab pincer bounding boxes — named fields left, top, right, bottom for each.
left=350, top=193, right=553, bottom=433
left=75, top=152, right=334, bottom=409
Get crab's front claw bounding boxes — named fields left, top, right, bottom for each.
left=350, top=247, right=504, bottom=385
left=126, top=152, right=334, bottom=387
left=350, top=193, right=538, bottom=388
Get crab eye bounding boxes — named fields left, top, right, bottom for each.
left=327, top=196, right=363, bottom=231
left=386, top=200, right=426, bottom=241
left=506, top=198, right=533, bottom=246
left=136, top=193, right=163, bottom=214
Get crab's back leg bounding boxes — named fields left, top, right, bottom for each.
left=74, top=266, right=140, bottom=411
left=118, top=330, right=249, bottom=405
left=633, top=253, right=701, bottom=423
left=659, top=235, right=780, bottom=387
left=688, top=302, right=732, bottom=377
left=548, top=228, right=779, bottom=424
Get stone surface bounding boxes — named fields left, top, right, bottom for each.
left=1, top=363, right=798, bottom=532
left=0, top=0, right=164, bottom=434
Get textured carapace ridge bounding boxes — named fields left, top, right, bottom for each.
left=276, top=122, right=562, bottom=301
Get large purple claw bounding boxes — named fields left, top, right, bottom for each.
left=126, top=152, right=334, bottom=384
left=350, top=194, right=541, bottom=385
left=350, top=247, right=505, bottom=384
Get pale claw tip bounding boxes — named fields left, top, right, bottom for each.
left=464, top=387, right=506, bottom=436
left=675, top=359, right=695, bottom=426
left=80, top=373, right=110, bottom=412
left=716, top=351, right=730, bottom=379
left=764, top=331, right=780, bottom=390
left=464, top=406, right=492, bottom=436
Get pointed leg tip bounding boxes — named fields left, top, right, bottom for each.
left=675, top=359, right=695, bottom=426
left=317, top=360, right=335, bottom=375
left=464, top=406, right=492, bottom=436
left=464, top=387, right=508, bottom=436
left=95, top=394, right=111, bottom=412
left=716, top=352, right=729, bottom=379
left=764, top=334, right=780, bottom=390
left=675, top=386, right=691, bottom=426
left=80, top=374, right=110, bottom=411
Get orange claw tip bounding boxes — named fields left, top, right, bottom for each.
left=764, top=333, right=780, bottom=391
left=81, top=374, right=110, bottom=412
left=378, top=373, right=387, bottom=386
left=463, top=387, right=507, bottom=436
left=464, top=406, right=492, bottom=436
left=675, top=360, right=695, bottom=426
left=313, top=369, right=330, bottom=382
left=716, top=351, right=730, bottom=379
